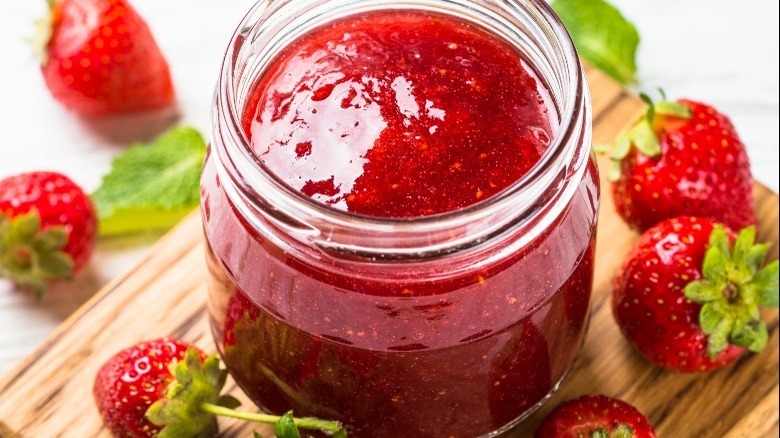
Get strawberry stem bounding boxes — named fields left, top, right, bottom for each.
left=722, top=281, right=740, bottom=303
left=146, top=348, right=347, bottom=437
left=199, top=403, right=347, bottom=436
left=596, top=90, right=692, bottom=181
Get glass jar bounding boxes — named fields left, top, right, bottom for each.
left=203, top=0, right=595, bottom=436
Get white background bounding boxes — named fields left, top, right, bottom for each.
left=0, top=0, right=778, bottom=374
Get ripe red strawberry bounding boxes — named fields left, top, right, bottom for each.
left=94, top=338, right=224, bottom=437
left=612, top=216, right=778, bottom=372
left=535, top=395, right=656, bottom=438
left=601, top=95, right=755, bottom=231
left=38, top=0, right=175, bottom=115
left=93, top=337, right=347, bottom=437
left=0, top=171, right=97, bottom=295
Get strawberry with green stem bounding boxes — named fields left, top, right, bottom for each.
left=0, top=172, right=97, bottom=296
left=94, top=338, right=346, bottom=438
left=612, top=216, right=778, bottom=372
left=598, top=92, right=756, bottom=232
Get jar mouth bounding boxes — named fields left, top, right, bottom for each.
left=212, top=0, right=590, bottom=258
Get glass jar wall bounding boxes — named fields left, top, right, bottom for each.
left=203, top=1, right=596, bottom=436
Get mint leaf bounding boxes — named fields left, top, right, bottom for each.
left=217, top=395, right=242, bottom=410
left=551, top=0, right=639, bottom=84
left=93, top=127, right=207, bottom=236
left=274, top=412, right=301, bottom=438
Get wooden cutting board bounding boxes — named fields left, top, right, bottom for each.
left=0, top=66, right=777, bottom=438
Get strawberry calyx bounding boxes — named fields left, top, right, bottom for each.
left=146, top=348, right=348, bottom=438
left=592, top=424, right=634, bottom=438
left=596, top=91, right=692, bottom=181
left=684, top=225, right=779, bottom=358
left=0, top=211, right=74, bottom=297
left=32, top=0, right=59, bottom=63
left=146, top=348, right=236, bottom=437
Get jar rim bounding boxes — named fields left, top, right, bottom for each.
left=212, top=0, right=591, bottom=258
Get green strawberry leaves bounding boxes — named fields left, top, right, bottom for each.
left=146, top=348, right=348, bottom=437
left=598, top=93, right=692, bottom=181
left=591, top=424, right=634, bottom=438
left=0, top=211, right=74, bottom=297
left=551, top=0, right=639, bottom=85
left=146, top=348, right=231, bottom=438
left=93, top=127, right=207, bottom=236
left=754, top=262, right=779, bottom=307
left=613, top=424, right=636, bottom=438
left=684, top=225, right=779, bottom=358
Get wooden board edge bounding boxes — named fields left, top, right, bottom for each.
left=0, top=212, right=202, bottom=391
left=0, top=421, right=21, bottom=438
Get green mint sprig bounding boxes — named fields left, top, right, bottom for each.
left=92, top=126, right=207, bottom=236
left=551, top=0, right=640, bottom=85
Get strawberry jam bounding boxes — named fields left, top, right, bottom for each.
left=241, top=12, right=553, bottom=217
left=204, top=7, right=597, bottom=438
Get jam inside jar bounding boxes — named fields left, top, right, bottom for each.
left=204, top=1, right=596, bottom=437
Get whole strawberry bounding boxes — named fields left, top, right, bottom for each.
left=94, top=338, right=224, bottom=438
left=535, top=395, right=656, bottom=438
left=602, top=95, right=755, bottom=231
left=613, top=216, right=778, bottom=372
left=0, top=172, right=97, bottom=296
left=38, top=0, right=175, bottom=115
left=94, top=338, right=347, bottom=438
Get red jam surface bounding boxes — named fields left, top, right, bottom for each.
left=204, top=10, right=597, bottom=438
left=242, top=11, right=553, bottom=217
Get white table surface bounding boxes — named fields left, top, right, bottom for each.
left=0, top=0, right=777, bottom=376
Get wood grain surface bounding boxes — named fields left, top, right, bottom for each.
left=0, top=66, right=777, bottom=438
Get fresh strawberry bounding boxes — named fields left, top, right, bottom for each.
left=612, top=216, right=778, bottom=372
left=601, top=95, right=755, bottom=231
left=535, top=395, right=656, bottom=438
left=94, top=338, right=224, bottom=438
left=0, top=171, right=97, bottom=295
left=37, top=0, right=175, bottom=115
left=93, top=338, right=347, bottom=438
